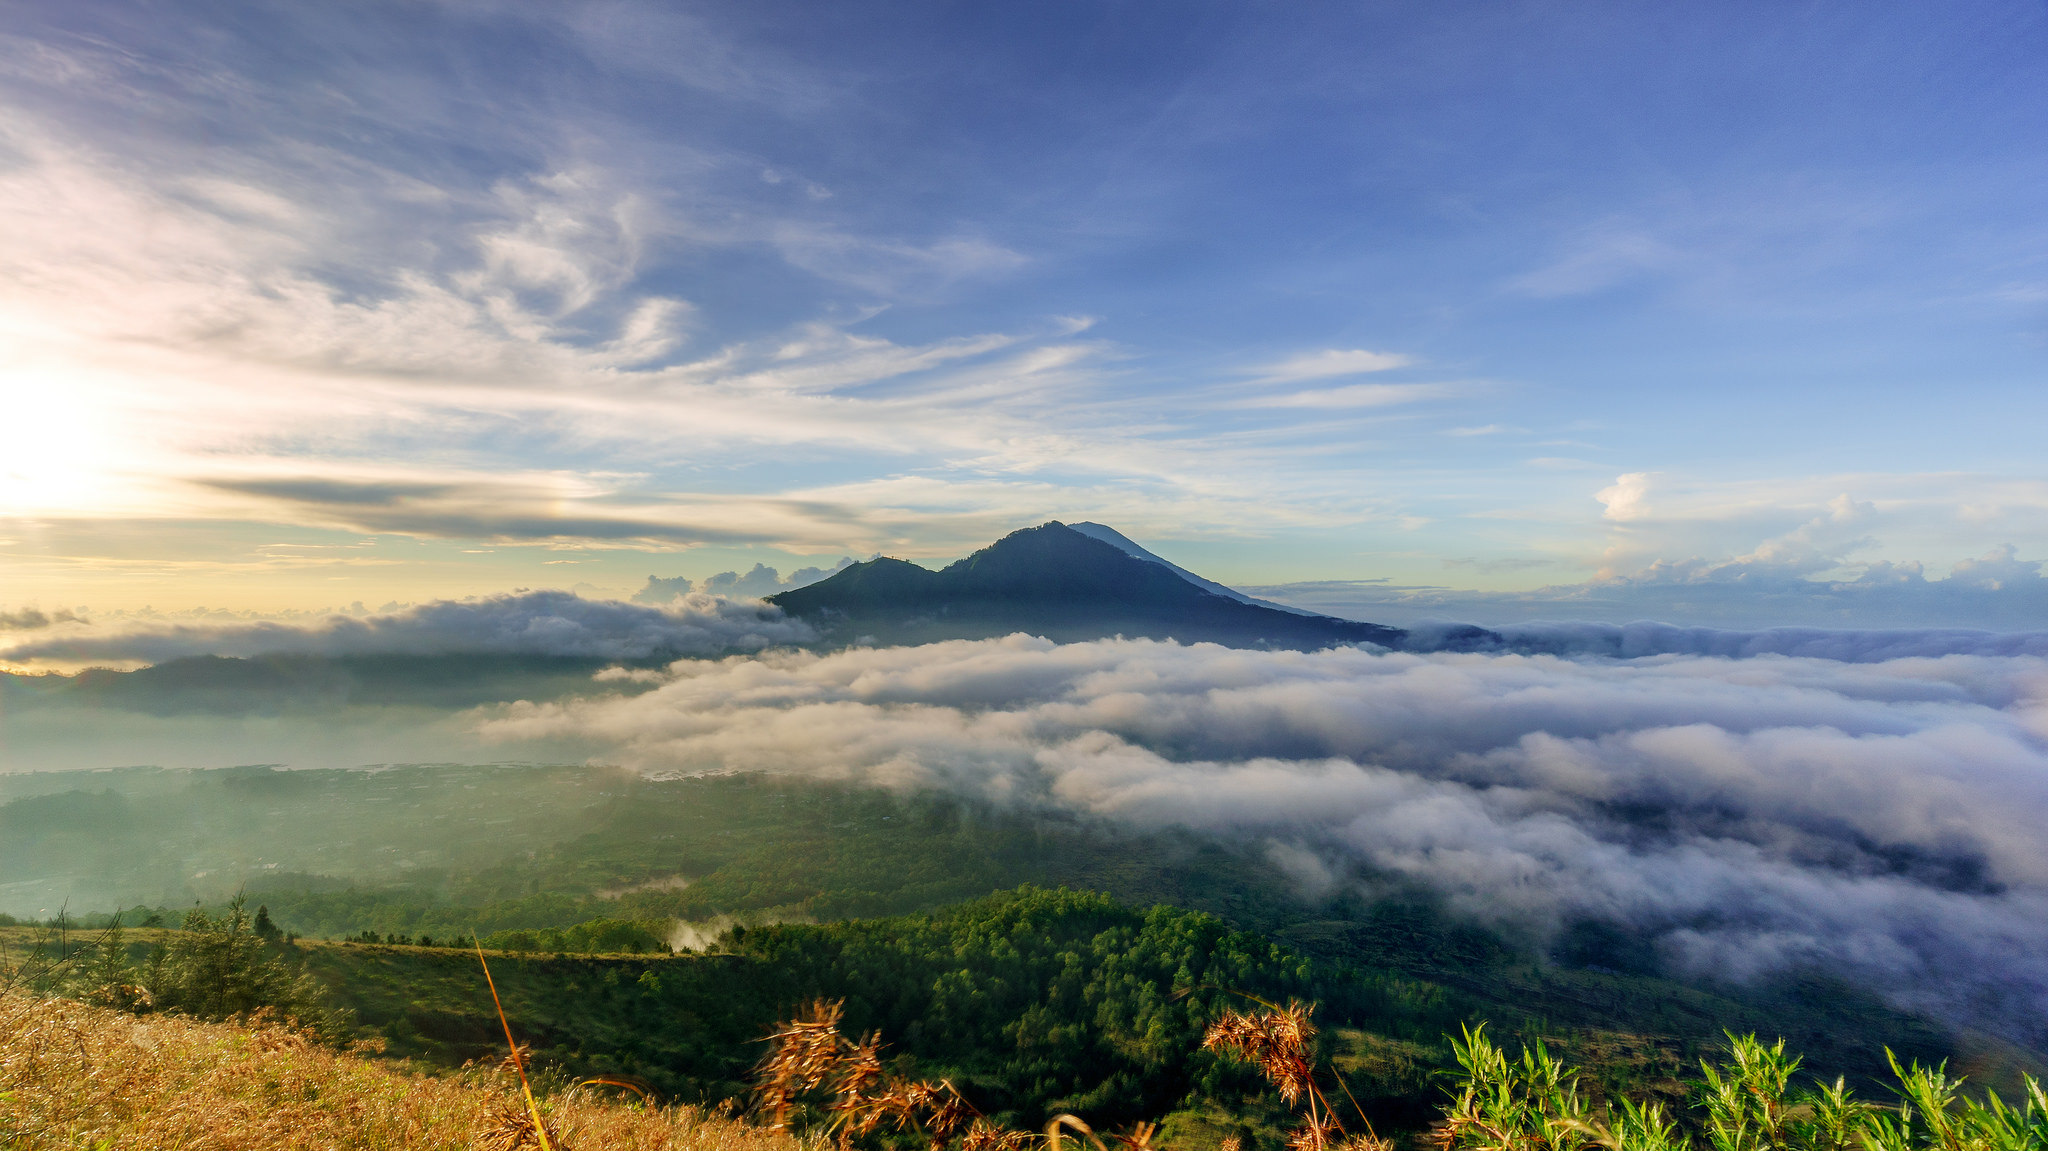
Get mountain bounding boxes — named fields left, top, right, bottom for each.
left=767, top=521, right=1410, bottom=649
left=1064, top=522, right=1321, bottom=616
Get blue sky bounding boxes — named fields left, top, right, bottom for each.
left=1, top=0, right=2045, bottom=625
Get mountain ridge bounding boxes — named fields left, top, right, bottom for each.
left=1065, top=521, right=1321, bottom=616
left=768, top=521, right=1412, bottom=649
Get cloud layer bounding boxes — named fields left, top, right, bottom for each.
left=0, top=591, right=812, bottom=665
left=1442, top=620, right=2048, bottom=661
left=474, top=635, right=2048, bottom=1043
left=1253, top=540, right=2048, bottom=632
left=10, top=582, right=2048, bottom=1041
left=631, top=558, right=856, bottom=603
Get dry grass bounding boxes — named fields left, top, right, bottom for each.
left=748, top=1000, right=1129, bottom=1151
left=752, top=999, right=986, bottom=1143
left=1202, top=999, right=1388, bottom=1151
left=0, top=990, right=817, bottom=1151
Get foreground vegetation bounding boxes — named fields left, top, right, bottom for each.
left=0, top=988, right=810, bottom=1150
left=272, top=886, right=1403, bottom=1137
left=1432, top=1024, right=2048, bottom=1151
left=2, top=770, right=1975, bottom=1096
left=11, top=883, right=2021, bottom=1151
left=267, top=885, right=1975, bottom=1134
left=4, top=974, right=2043, bottom=1151
left=6, top=767, right=2042, bottom=1147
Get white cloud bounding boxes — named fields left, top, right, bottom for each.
left=1595, top=472, right=1657, bottom=522
left=0, top=590, right=813, bottom=665
left=638, top=557, right=856, bottom=601
left=0, top=116, right=1429, bottom=552
left=1, top=15, right=2041, bottom=623
left=1506, top=229, right=1684, bottom=298
left=466, top=634, right=2048, bottom=1044
left=770, top=228, right=1029, bottom=297
left=1251, top=545, right=2048, bottom=632
left=1248, top=348, right=1414, bottom=383
left=1230, top=382, right=1451, bottom=409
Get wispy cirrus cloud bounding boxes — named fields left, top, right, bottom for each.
left=1506, top=229, right=1684, bottom=298
left=190, top=475, right=859, bottom=549
left=0, top=100, right=1416, bottom=556
left=1246, top=348, right=1414, bottom=383
left=3, top=1, right=2043, bottom=623
left=1227, top=382, right=1454, bottom=409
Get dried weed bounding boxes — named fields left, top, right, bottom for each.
left=0, top=989, right=816, bottom=1151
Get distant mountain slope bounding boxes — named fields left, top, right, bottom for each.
left=768, top=521, right=1408, bottom=649
left=1065, top=522, right=1320, bottom=616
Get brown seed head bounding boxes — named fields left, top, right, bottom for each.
left=1203, top=1002, right=1321, bottom=1105
left=960, top=1118, right=1037, bottom=1151
left=1287, top=1116, right=1342, bottom=1151
left=479, top=1098, right=573, bottom=1151
left=1110, top=1120, right=1162, bottom=1151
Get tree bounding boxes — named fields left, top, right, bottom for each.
left=150, top=894, right=338, bottom=1034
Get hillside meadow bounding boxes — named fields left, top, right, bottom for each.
left=0, top=987, right=810, bottom=1151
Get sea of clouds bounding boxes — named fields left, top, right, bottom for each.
left=1250, top=542, right=2048, bottom=632
left=0, top=590, right=815, bottom=666
left=1437, top=619, right=2048, bottom=661
left=11, top=586, right=2046, bottom=668
left=472, top=633, right=2048, bottom=1044
left=8, top=592, right=2048, bottom=1043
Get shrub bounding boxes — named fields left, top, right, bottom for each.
left=482, top=917, right=671, bottom=954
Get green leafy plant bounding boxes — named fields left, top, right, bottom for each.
left=1861, top=1052, right=2048, bottom=1151
left=1436, top=1023, right=1610, bottom=1151
left=1433, top=1027, right=2046, bottom=1151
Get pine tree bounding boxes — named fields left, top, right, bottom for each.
left=151, top=894, right=337, bottom=1033
left=82, top=922, right=145, bottom=1010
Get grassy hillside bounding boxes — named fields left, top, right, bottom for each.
left=0, top=986, right=802, bottom=1151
